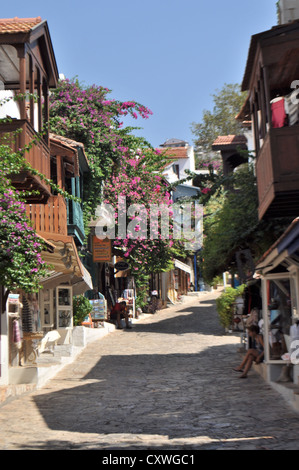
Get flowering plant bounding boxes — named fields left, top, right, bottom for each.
left=0, top=143, right=50, bottom=298
left=49, top=78, right=153, bottom=230
left=49, top=77, right=187, bottom=307
left=103, top=146, right=185, bottom=274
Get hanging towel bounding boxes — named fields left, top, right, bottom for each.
left=271, top=97, right=287, bottom=128
left=12, top=319, right=22, bottom=350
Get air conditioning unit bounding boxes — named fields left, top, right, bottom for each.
left=279, top=0, right=299, bottom=24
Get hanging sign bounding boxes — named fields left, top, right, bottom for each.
left=92, top=237, right=111, bottom=263
left=115, top=261, right=130, bottom=271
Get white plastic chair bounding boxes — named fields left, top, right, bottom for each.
left=38, top=330, right=61, bottom=355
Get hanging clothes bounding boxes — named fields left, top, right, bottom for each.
left=243, top=281, right=262, bottom=316
left=12, top=318, right=22, bottom=350
left=289, top=322, right=299, bottom=357
left=271, top=97, right=287, bottom=128
left=284, top=92, right=299, bottom=126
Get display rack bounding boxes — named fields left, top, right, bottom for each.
left=118, top=289, right=136, bottom=318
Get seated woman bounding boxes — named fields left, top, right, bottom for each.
left=233, top=325, right=264, bottom=378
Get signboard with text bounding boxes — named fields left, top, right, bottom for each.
left=92, top=237, right=111, bottom=263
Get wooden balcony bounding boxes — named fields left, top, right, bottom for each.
left=67, top=199, right=86, bottom=245
left=0, top=119, right=51, bottom=201
left=25, top=195, right=68, bottom=239
left=256, top=126, right=299, bottom=219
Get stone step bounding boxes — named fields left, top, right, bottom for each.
left=0, top=383, right=37, bottom=405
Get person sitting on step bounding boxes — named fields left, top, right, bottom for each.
left=233, top=324, right=264, bottom=378
left=110, top=301, right=132, bottom=329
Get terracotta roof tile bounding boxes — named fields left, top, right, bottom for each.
left=50, top=133, right=84, bottom=150
left=0, top=17, right=42, bottom=34
left=160, top=147, right=189, bottom=159
left=49, top=133, right=89, bottom=168
left=212, top=135, right=247, bottom=148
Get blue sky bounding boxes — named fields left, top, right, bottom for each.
left=1, top=0, right=277, bottom=148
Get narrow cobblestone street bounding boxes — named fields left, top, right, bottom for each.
left=1, top=290, right=299, bottom=451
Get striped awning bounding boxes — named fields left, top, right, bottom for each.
left=174, top=259, right=192, bottom=274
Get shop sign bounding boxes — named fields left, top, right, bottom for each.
left=115, top=261, right=129, bottom=271
left=8, top=294, right=19, bottom=304
left=93, top=237, right=111, bottom=263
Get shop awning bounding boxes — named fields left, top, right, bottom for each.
left=72, top=262, right=93, bottom=295
left=256, top=217, right=299, bottom=274
left=40, top=234, right=93, bottom=294
left=174, top=259, right=192, bottom=274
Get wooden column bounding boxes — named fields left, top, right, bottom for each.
left=18, top=47, right=26, bottom=121
left=36, top=67, right=42, bottom=133
left=56, top=154, right=63, bottom=189
left=42, top=77, right=49, bottom=145
left=263, top=66, right=272, bottom=130
left=29, top=54, right=34, bottom=128
left=259, top=71, right=267, bottom=138
left=252, top=94, right=260, bottom=155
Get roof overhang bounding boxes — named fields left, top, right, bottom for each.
left=174, top=259, right=192, bottom=274
left=40, top=235, right=93, bottom=293
left=256, top=217, right=299, bottom=275
left=242, top=20, right=299, bottom=92
left=0, top=18, right=59, bottom=88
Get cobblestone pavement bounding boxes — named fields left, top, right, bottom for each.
left=1, top=289, right=299, bottom=451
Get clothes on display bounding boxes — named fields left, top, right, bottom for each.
left=271, top=97, right=287, bottom=128
left=284, top=92, right=299, bottom=126
left=12, top=318, right=22, bottom=350
left=289, top=322, right=299, bottom=357
left=290, top=322, right=299, bottom=342
left=243, top=281, right=262, bottom=316
left=270, top=93, right=299, bottom=128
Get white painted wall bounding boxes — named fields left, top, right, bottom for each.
left=0, top=311, right=9, bottom=385
left=279, top=0, right=299, bottom=23
left=0, top=90, right=20, bottom=119
left=163, top=144, right=196, bottom=184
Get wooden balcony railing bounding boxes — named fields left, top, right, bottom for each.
left=26, top=195, right=68, bottom=237
left=0, top=119, right=51, bottom=201
left=256, top=126, right=299, bottom=219
left=67, top=199, right=85, bottom=244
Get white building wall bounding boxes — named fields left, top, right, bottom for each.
left=0, top=311, right=9, bottom=385
left=279, top=0, right=299, bottom=23
left=0, top=90, right=20, bottom=119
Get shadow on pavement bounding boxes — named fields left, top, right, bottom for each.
left=22, top=295, right=287, bottom=450
left=30, top=341, right=271, bottom=450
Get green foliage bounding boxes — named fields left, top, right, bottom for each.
left=49, top=77, right=188, bottom=302
left=216, top=285, right=245, bottom=329
left=134, top=272, right=150, bottom=310
left=49, top=78, right=153, bottom=233
left=191, top=83, right=247, bottom=167
left=201, top=163, right=292, bottom=283
left=73, top=294, right=93, bottom=326
left=0, top=92, right=80, bottom=300
left=0, top=135, right=53, bottom=296
left=212, top=275, right=223, bottom=288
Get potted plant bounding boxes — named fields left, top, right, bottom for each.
left=73, top=294, right=93, bottom=326
left=216, top=285, right=245, bottom=330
